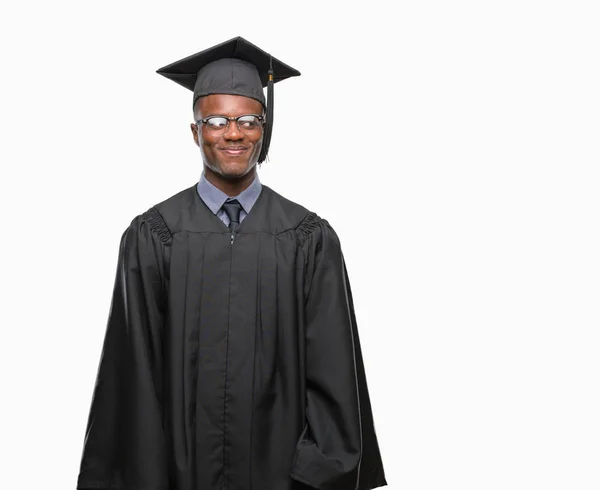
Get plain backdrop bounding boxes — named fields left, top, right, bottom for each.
left=1, top=1, right=599, bottom=489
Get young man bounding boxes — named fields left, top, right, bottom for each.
left=77, top=37, right=387, bottom=490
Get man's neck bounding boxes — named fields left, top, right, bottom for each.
left=204, top=166, right=257, bottom=197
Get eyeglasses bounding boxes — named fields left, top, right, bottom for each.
left=196, top=114, right=264, bottom=135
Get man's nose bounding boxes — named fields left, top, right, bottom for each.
left=224, top=121, right=243, bottom=139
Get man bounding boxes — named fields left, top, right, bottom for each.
left=77, top=37, right=386, bottom=490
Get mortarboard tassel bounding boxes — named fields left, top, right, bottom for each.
left=258, top=56, right=274, bottom=164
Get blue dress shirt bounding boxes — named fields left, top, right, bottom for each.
left=196, top=172, right=263, bottom=227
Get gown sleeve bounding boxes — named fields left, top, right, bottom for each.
left=291, top=218, right=387, bottom=490
left=77, top=212, right=169, bottom=490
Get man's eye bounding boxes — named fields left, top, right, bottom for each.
left=238, top=116, right=260, bottom=130
left=207, top=118, right=227, bottom=128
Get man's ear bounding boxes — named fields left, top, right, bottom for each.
left=190, top=123, right=200, bottom=147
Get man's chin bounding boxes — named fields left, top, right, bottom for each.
left=211, top=161, right=256, bottom=180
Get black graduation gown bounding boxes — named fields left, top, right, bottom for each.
left=77, top=184, right=387, bottom=490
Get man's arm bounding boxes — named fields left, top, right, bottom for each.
left=76, top=213, right=169, bottom=490
left=291, top=218, right=387, bottom=490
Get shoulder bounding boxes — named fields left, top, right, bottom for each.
left=256, top=185, right=315, bottom=233
left=261, top=185, right=310, bottom=219
left=134, top=183, right=200, bottom=239
left=152, top=184, right=198, bottom=235
left=300, top=215, right=341, bottom=252
left=119, top=210, right=170, bottom=248
left=122, top=185, right=197, bottom=244
left=260, top=185, right=337, bottom=240
left=153, top=183, right=198, bottom=217
left=258, top=186, right=343, bottom=245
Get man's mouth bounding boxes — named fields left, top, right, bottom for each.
left=219, top=146, right=249, bottom=156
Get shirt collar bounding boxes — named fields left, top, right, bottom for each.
left=197, top=171, right=262, bottom=216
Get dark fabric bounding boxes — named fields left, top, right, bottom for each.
left=77, top=184, right=387, bottom=490
left=194, top=58, right=266, bottom=107
left=155, top=36, right=301, bottom=108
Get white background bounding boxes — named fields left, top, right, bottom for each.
left=1, top=1, right=599, bottom=489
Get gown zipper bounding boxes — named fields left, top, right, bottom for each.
left=223, top=226, right=235, bottom=487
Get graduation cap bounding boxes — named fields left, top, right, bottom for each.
left=156, top=36, right=301, bottom=163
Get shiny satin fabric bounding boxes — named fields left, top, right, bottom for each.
left=77, top=184, right=387, bottom=490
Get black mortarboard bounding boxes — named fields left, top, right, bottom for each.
left=156, top=36, right=300, bottom=163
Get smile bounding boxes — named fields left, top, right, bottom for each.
left=219, top=146, right=249, bottom=156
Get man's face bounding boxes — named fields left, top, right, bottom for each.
left=191, top=94, right=264, bottom=179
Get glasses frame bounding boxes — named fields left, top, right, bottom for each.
left=196, top=114, right=265, bottom=135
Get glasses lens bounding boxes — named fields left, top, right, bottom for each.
left=205, top=117, right=228, bottom=132
left=237, top=115, right=261, bottom=133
